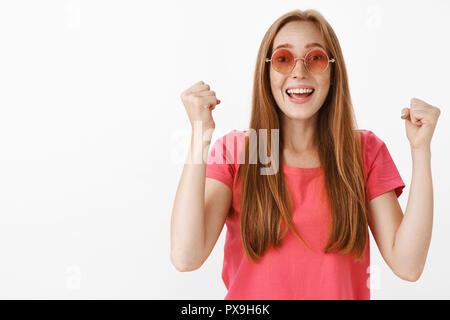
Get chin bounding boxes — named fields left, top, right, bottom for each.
left=281, top=106, right=319, bottom=120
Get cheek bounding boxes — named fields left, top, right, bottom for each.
left=317, top=74, right=331, bottom=94
left=269, top=71, right=284, bottom=97
left=315, top=79, right=331, bottom=105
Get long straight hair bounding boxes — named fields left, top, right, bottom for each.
left=236, top=9, right=367, bottom=263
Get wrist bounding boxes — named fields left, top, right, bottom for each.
left=191, top=121, right=215, bottom=136
left=188, top=125, right=214, bottom=165
left=410, top=145, right=431, bottom=164
left=410, top=144, right=431, bottom=154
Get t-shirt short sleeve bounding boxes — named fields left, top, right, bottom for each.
left=364, top=130, right=406, bottom=201
left=205, top=131, right=237, bottom=190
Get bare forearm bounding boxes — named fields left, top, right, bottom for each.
left=170, top=127, right=213, bottom=270
left=393, top=146, right=433, bottom=279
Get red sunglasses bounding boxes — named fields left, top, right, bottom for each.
left=266, top=48, right=335, bottom=74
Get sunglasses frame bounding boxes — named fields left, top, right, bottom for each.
left=265, top=47, right=335, bottom=74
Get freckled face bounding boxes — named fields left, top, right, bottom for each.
left=269, top=21, right=332, bottom=120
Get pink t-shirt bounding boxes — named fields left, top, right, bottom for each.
left=205, top=129, right=405, bottom=300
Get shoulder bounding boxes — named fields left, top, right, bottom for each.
left=225, top=129, right=248, bottom=139
left=356, top=129, right=405, bottom=199
left=356, top=129, right=386, bottom=155
left=214, top=129, right=247, bottom=149
left=356, top=129, right=391, bottom=177
left=210, top=129, right=247, bottom=165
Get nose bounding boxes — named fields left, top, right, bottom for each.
left=290, top=58, right=308, bottom=78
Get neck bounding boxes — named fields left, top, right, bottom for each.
left=280, top=113, right=318, bottom=154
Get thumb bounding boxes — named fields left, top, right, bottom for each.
left=400, top=107, right=410, bottom=120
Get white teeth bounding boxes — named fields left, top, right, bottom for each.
left=287, top=88, right=314, bottom=94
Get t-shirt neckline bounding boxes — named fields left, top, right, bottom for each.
left=282, top=164, right=322, bottom=174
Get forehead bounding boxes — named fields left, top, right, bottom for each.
left=273, top=21, right=325, bottom=51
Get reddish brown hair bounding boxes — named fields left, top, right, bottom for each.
left=237, top=9, right=367, bottom=262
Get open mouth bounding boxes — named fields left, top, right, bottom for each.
left=285, top=88, right=315, bottom=100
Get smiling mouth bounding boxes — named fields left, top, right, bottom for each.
left=285, top=89, right=315, bottom=100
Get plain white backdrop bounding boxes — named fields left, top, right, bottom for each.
left=0, top=0, right=448, bottom=299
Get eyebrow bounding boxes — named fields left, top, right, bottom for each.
left=273, top=42, right=326, bottom=52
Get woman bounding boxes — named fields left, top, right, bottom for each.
left=170, top=9, right=440, bottom=300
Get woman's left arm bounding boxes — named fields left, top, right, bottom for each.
left=367, top=97, right=441, bottom=281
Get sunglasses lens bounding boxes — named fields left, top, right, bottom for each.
left=305, top=50, right=329, bottom=73
left=271, top=49, right=294, bottom=73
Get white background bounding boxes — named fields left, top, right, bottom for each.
left=0, top=0, right=448, bottom=299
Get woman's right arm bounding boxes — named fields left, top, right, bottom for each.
left=170, top=81, right=232, bottom=272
